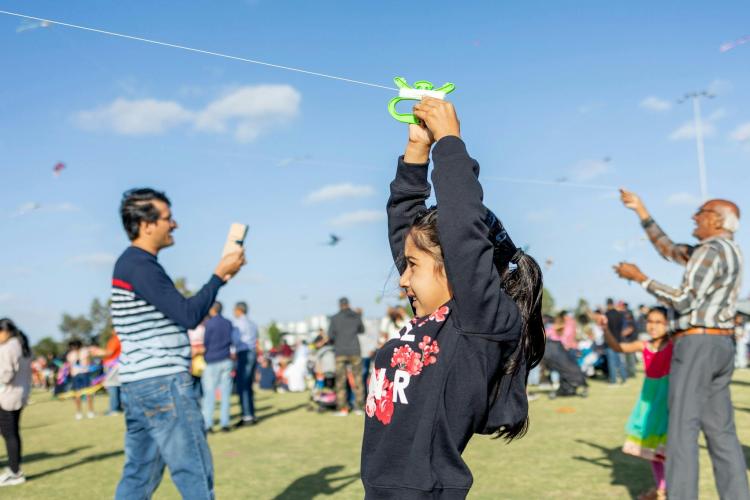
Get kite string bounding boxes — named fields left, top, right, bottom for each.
left=0, top=9, right=397, bottom=92
left=484, top=176, right=618, bottom=191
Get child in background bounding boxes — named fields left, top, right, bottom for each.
left=601, top=306, right=673, bottom=500
left=66, top=340, right=95, bottom=420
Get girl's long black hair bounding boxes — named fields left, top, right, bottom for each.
left=0, top=318, right=32, bottom=358
left=410, top=208, right=546, bottom=440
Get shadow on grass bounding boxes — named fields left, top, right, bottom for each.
left=230, top=405, right=272, bottom=420
left=573, top=439, right=652, bottom=499
left=256, top=403, right=308, bottom=422
left=734, top=406, right=750, bottom=414
left=19, top=446, right=92, bottom=465
left=272, top=465, right=359, bottom=499
left=731, top=379, right=750, bottom=387
left=26, top=450, right=124, bottom=481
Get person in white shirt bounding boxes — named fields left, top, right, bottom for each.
left=0, top=318, right=32, bottom=487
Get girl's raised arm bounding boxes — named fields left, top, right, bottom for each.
left=386, top=127, right=434, bottom=273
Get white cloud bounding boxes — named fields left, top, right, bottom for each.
left=669, top=120, right=717, bottom=141
left=570, top=159, right=612, bottom=181
left=330, top=210, right=384, bottom=226
left=639, top=96, right=672, bottom=112
left=666, top=192, right=701, bottom=207
left=0, top=293, right=13, bottom=303
left=730, top=122, right=750, bottom=142
left=194, top=85, right=300, bottom=142
left=68, top=253, right=117, bottom=266
left=74, top=98, right=193, bottom=135
left=306, top=183, right=375, bottom=204
left=73, top=84, right=301, bottom=142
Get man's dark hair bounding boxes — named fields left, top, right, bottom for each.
left=120, top=188, right=171, bottom=241
left=339, top=297, right=349, bottom=307
left=212, top=301, right=223, bottom=314
left=235, top=302, right=248, bottom=314
left=606, top=298, right=614, bottom=306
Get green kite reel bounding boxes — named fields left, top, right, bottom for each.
left=388, top=77, right=456, bottom=124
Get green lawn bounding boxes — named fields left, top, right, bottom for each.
left=4, top=370, right=750, bottom=499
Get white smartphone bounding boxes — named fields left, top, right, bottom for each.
left=222, top=223, right=248, bottom=257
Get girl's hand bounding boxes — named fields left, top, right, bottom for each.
left=413, top=97, right=461, bottom=142
left=408, top=123, right=434, bottom=147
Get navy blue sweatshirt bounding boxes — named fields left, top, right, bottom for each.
left=111, top=246, right=224, bottom=383
left=360, top=137, right=523, bottom=499
left=203, top=314, right=234, bottom=363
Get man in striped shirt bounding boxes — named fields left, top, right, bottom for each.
left=614, top=189, right=749, bottom=500
left=112, top=188, right=245, bottom=500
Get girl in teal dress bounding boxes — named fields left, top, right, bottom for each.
left=601, top=306, right=672, bottom=500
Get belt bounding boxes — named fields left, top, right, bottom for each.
left=673, top=327, right=734, bottom=339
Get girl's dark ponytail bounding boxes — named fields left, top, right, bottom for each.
left=499, top=252, right=545, bottom=378
left=0, top=318, right=32, bottom=358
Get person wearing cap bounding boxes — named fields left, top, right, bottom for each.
left=614, top=189, right=748, bottom=500
left=327, top=297, right=365, bottom=416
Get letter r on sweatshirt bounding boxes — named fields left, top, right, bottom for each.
left=393, top=369, right=411, bottom=404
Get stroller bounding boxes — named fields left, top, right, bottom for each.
left=309, top=344, right=337, bottom=412
left=543, top=339, right=588, bottom=398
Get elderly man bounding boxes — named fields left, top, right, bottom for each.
left=614, top=189, right=748, bottom=500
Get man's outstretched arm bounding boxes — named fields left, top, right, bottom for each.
left=620, top=189, right=693, bottom=266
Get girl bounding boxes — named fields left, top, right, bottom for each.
left=66, top=339, right=95, bottom=419
left=0, top=318, right=32, bottom=487
left=601, top=307, right=672, bottom=500
left=361, top=98, right=545, bottom=498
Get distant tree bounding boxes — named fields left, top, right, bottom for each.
left=174, top=277, right=193, bottom=298
left=542, top=287, right=555, bottom=316
left=267, top=322, right=282, bottom=348
left=90, top=298, right=112, bottom=346
left=33, top=337, right=62, bottom=358
left=59, top=313, right=93, bottom=343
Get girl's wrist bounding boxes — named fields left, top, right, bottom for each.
left=404, top=142, right=431, bottom=164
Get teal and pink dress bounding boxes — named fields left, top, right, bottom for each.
left=622, top=340, right=673, bottom=462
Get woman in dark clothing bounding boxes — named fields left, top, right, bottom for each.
left=360, top=99, right=546, bottom=499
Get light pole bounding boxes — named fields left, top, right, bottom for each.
left=678, top=91, right=715, bottom=202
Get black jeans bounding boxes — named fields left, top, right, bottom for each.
left=0, top=408, right=22, bottom=473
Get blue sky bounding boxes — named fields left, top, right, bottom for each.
left=1, top=1, right=749, bottom=342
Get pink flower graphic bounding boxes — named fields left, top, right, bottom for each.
left=418, top=336, right=440, bottom=367
left=429, top=305, right=450, bottom=323
left=375, top=379, right=394, bottom=425
left=391, top=345, right=424, bottom=376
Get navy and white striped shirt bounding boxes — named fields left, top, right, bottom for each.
left=111, top=246, right=224, bottom=383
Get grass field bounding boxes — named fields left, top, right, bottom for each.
left=3, top=370, right=750, bottom=499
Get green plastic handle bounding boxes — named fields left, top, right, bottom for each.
left=388, top=77, right=456, bottom=124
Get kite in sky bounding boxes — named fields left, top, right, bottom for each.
left=53, top=162, right=66, bottom=177
left=720, top=35, right=750, bottom=52
left=326, top=234, right=341, bottom=246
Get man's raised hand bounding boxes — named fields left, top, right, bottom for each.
left=215, top=251, right=246, bottom=282
left=619, top=188, right=649, bottom=220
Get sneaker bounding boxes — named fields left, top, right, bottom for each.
left=352, top=409, right=364, bottom=416
left=220, top=426, right=231, bottom=433
left=235, top=416, right=257, bottom=428
left=0, top=469, right=25, bottom=487
left=75, top=413, right=83, bottom=420
left=332, top=410, right=350, bottom=417
left=87, top=412, right=95, bottom=419
left=527, top=393, right=540, bottom=402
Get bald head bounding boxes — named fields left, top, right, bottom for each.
left=706, top=199, right=740, bottom=232
left=693, top=199, right=740, bottom=240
